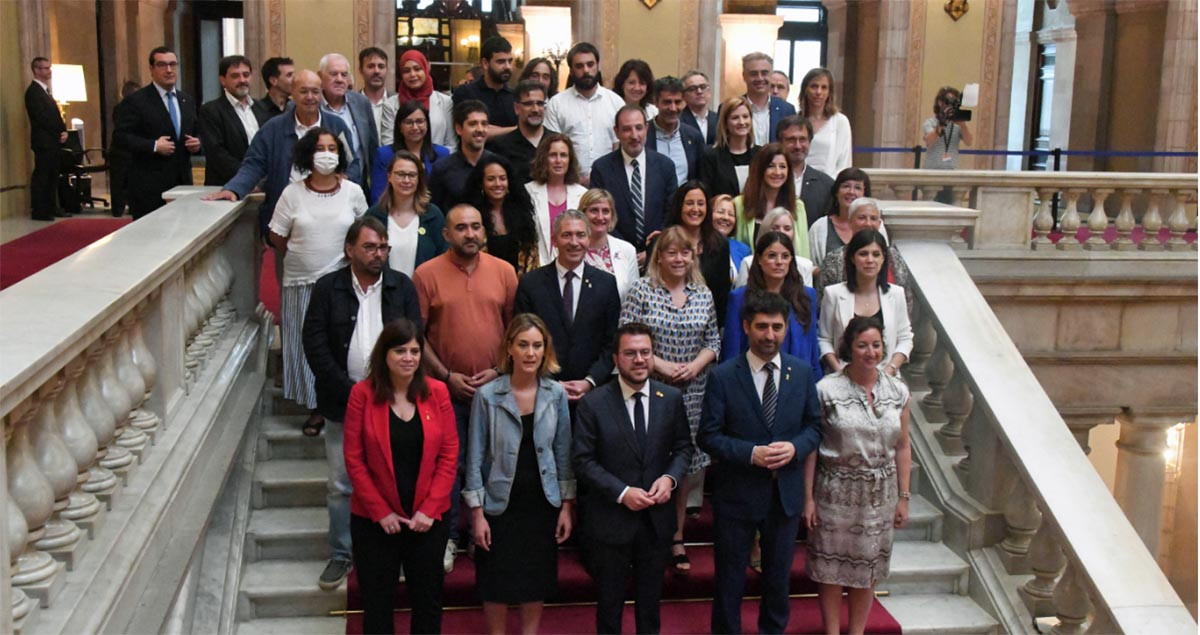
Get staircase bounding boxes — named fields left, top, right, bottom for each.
left=231, top=386, right=997, bottom=634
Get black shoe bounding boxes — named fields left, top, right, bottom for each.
left=32, top=213, right=55, bottom=221
left=318, top=558, right=352, bottom=591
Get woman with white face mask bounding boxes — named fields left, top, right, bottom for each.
left=269, top=127, right=369, bottom=437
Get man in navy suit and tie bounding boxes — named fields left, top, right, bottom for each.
left=514, top=209, right=621, bottom=402
left=113, top=46, right=201, bottom=219
left=699, top=291, right=822, bottom=634
left=645, top=76, right=705, bottom=185
left=573, top=322, right=693, bottom=634
left=742, top=52, right=796, bottom=146
left=589, top=106, right=678, bottom=261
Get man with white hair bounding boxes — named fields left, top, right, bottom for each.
left=319, top=53, right=378, bottom=192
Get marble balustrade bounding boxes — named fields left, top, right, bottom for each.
left=896, top=240, right=1196, bottom=634
left=0, top=190, right=271, bottom=634
left=867, top=169, right=1198, bottom=252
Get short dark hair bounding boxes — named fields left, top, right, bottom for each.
left=831, top=167, right=873, bottom=209
left=613, top=59, right=654, bottom=108
left=291, top=127, right=348, bottom=175
left=261, top=57, right=294, bottom=85
left=844, top=229, right=891, bottom=293
left=776, top=115, right=813, bottom=140
left=358, top=47, right=388, bottom=68
left=148, top=46, right=175, bottom=67
left=740, top=288, right=791, bottom=325
left=452, top=98, right=489, bottom=128
left=218, top=55, right=252, bottom=77
left=31, top=57, right=49, bottom=71
left=344, top=216, right=389, bottom=250
left=368, top=319, right=430, bottom=403
left=390, top=99, right=435, bottom=164
left=653, top=76, right=685, bottom=103
left=614, top=322, right=656, bottom=352
left=837, top=315, right=886, bottom=362
left=515, top=79, right=546, bottom=101
left=614, top=104, right=647, bottom=128
left=567, top=42, right=600, bottom=69
left=481, top=36, right=512, bottom=61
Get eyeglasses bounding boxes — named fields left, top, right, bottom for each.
left=153, top=61, right=179, bottom=70
left=517, top=100, right=547, bottom=108
left=391, top=171, right=420, bottom=181
left=619, top=349, right=653, bottom=360
left=683, top=84, right=709, bottom=93
left=361, top=244, right=391, bottom=254
left=401, top=118, right=427, bottom=128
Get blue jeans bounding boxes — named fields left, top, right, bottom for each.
left=325, top=418, right=353, bottom=561
left=446, top=398, right=472, bottom=545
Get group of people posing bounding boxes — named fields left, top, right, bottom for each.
left=103, top=35, right=918, bottom=635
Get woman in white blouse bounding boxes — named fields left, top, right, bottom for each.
left=269, top=128, right=368, bottom=436
left=579, top=188, right=638, bottom=300
left=818, top=230, right=912, bottom=376
left=797, top=68, right=852, bottom=179
left=525, top=133, right=587, bottom=265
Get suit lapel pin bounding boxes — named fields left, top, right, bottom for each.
left=655, top=390, right=664, bottom=398
left=786, top=366, right=792, bottom=381
left=418, top=226, right=426, bottom=235
left=585, top=279, right=592, bottom=288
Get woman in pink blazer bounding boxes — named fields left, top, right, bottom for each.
left=344, top=318, right=458, bottom=634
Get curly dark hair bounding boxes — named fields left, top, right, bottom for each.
left=465, top=154, right=539, bottom=256
left=529, top=133, right=581, bottom=185
left=836, top=315, right=886, bottom=363
left=519, top=58, right=558, bottom=98
left=613, top=59, right=655, bottom=109
left=747, top=231, right=812, bottom=330
left=292, top=127, right=348, bottom=175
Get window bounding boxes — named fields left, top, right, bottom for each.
left=775, top=0, right=827, bottom=84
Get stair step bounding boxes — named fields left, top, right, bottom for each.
left=258, top=415, right=326, bottom=460
left=896, top=494, right=943, bottom=542
left=878, top=593, right=999, bottom=634
left=877, top=542, right=969, bottom=595
left=252, top=459, right=328, bottom=509
left=246, top=507, right=329, bottom=562
left=236, top=616, right=343, bottom=635
left=238, top=560, right=345, bottom=620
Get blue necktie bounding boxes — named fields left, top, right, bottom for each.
left=167, top=91, right=181, bottom=138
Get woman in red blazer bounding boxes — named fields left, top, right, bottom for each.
left=344, top=318, right=458, bottom=634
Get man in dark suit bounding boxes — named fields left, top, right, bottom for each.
left=778, top=115, right=835, bottom=227
left=645, top=76, right=705, bottom=185
left=589, top=106, right=678, bottom=257
left=199, top=55, right=270, bottom=186
left=573, top=322, right=693, bottom=634
left=113, top=46, right=201, bottom=219
left=514, top=209, right=620, bottom=402
left=742, top=52, right=796, bottom=146
left=698, top=291, right=822, bottom=634
left=24, top=57, right=67, bottom=220
left=319, top=53, right=378, bottom=193
left=681, top=70, right=718, bottom=145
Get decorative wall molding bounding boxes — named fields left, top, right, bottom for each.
left=904, top=0, right=927, bottom=148
left=974, top=0, right=1004, bottom=170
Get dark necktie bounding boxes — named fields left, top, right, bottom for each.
left=562, top=270, right=575, bottom=326
left=762, top=361, right=777, bottom=428
left=633, top=392, right=647, bottom=450
left=167, top=91, right=181, bottom=138
left=630, top=158, right=644, bottom=243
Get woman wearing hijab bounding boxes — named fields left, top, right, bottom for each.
left=382, top=50, right=456, bottom=148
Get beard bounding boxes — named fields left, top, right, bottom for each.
left=574, top=73, right=598, bottom=91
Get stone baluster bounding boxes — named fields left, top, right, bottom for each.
left=78, top=345, right=132, bottom=489
left=1020, top=509, right=1066, bottom=616
left=940, top=370, right=974, bottom=473
left=98, top=328, right=147, bottom=460
left=921, top=340, right=953, bottom=423
left=998, top=477, right=1042, bottom=573
left=1108, top=189, right=1136, bottom=251
left=1112, top=411, right=1173, bottom=556
left=1031, top=188, right=1056, bottom=249
left=1056, top=189, right=1083, bottom=251
left=7, top=496, right=38, bottom=630
left=903, top=305, right=936, bottom=391
left=50, top=361, right=105, bottom=534
left=27, top=382, right=85, bottom=567
left=130, top=302, right=159, bottom=403
left=6, top=399, right=64, bottom=606
left=1164, top=189, right=1192, bottom=251
left=1140, top=190, right=1166, bottom=252
left=1051, top=561, right=1093, bottom=634
left=952, top=186, right=971, bottom=208
left=117, top=315, right=160, bottom=443
left=1083, top=189, right=1113, bottom=250
left=919, top=185, right=940, bottom=201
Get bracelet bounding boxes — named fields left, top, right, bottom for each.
left=885, top=363, right=898, bottom=373
left=898, top=491, right=911, bottom=500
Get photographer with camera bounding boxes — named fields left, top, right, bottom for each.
left=922, top=86, right=973, bottom=171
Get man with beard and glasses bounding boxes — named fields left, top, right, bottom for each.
left=453, top=36, right=517, bottom=137
left=429, top=99, right=495, bottom=211
left=544, top=41, right=625, bottom=182
left=200, top=55, right=270, bottom=186
left=486, top=80, right=555, bottom=186
left=302, top=216, right=423, bottom=591
left=413, top=204, right=518, bottom=573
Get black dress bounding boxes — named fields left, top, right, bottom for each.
left=475, top=412, right=559, bottom=604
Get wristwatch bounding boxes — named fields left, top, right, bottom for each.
left=898, top=491, right=911, bottom=500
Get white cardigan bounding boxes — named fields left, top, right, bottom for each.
left=818, top=282, right=913, bottom=364
left=806, top=112, right=853, bottom=179
left=380, top=90, right=456, bottom=148
left=593, top=234, right=640, bottom=300
left=809, top=217, right=888, bottom=271
left=525, top=181, right=588, bottom=266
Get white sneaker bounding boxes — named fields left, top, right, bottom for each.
left=443, top=539, right=457, bottom=573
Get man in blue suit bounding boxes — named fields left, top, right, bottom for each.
left=589, top=105, right=678, bottom=259
left=742, top=52, right=796, bottom=146
left=698, top=291, right=822, bottom=634
left=319, top=53, right=378, bottom=193
left=644, top=76, right=705, bottom=185
left=205, top=69, right=361, bottom=244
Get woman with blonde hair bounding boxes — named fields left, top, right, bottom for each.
left=580, top=188, right=639, bottom=299
left=620, top=226, right=720, bottom=574
left=698, top=96, right=760, bottom=197
left=365, top=150, right=447, bottom=277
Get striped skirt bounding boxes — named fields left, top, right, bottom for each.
left=280, top=282, right=318, bottom=410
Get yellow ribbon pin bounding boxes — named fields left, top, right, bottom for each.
left=655, top=391, right=664, bottom=397
left=418, top=226, right=426, bottom=235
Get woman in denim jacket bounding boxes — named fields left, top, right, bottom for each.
left=464, top=313, right=576, bottom=634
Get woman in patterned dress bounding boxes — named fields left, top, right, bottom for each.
left=803, top=316, right=912, bottom=635
left=619, top=225, right=720, bottom=574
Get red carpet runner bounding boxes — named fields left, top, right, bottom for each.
left=0, top=218, right=131, bottom=289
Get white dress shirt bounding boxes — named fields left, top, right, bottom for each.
left=362, top=89, right=394, bottom=143
left=749, top=97, right=771, bottom=147
left=543, top=85, right=624, bottom=177
left=746, top=350, right=782, bottom=403
left=225, top=90, right=260, bottom=142
left=346, top=273, right=384, bottom=382
left=688, top=108, right=708, bottom=141
left=555, top=259, right=586, bottom=318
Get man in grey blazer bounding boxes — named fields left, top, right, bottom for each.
left=319, top=53, right=378, bottom=193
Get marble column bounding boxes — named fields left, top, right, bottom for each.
left=1112, top=409, right=1176, bottom=557
left=1153, top=0, right=1198, bottom=174
left=571, top=0, right=618, bottom=79
left=717, top=13, right=785, bottom=103
left=871, top=0, right=915, bottom=168
left=694, top=0, right=723, bottom=96
left=821, top=0, right=848, bottom=106
left=1064, top=2, right=1116, bottom=172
